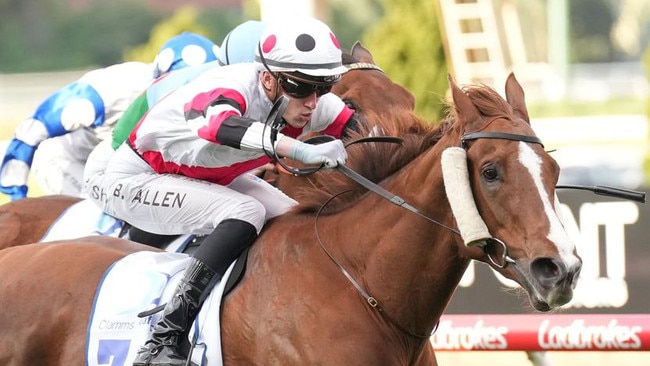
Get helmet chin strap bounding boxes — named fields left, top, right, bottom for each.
left=441, top=147, right=491, bottom=247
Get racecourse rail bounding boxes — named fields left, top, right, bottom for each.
left=432, top=314, right=650, bottom=351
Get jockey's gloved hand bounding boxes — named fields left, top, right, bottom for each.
left=277, top=136, right=347, bottom=168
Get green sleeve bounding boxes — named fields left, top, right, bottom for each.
left=111, top=93, right=150, bottom=150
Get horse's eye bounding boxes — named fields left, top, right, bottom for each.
left=482, top=166, right=499, bottom=181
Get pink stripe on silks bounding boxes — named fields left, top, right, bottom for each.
left=184, top=88, right=248, bottom=144
left=280, top=124, right=304, bottom=139
left=197, top=110, right=240, bottom=144
left=322, top=106, right=354, bottom=138
left=184, top=88, right=248, bottom=117
left=141, top=149, right=272, bottom=186
left=280, top=106, right=355, bottom=139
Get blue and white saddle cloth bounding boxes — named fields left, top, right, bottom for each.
left=41, top=199, right=123, bottom=241
left=86, top=251, right=234, bottom=366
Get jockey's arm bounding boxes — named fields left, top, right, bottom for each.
left=185, top=92, right=347, bottom=168
left=0, top=81, right=106, bottom=200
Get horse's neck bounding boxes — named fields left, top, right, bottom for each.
left=338, top=142, right=471, bottom=335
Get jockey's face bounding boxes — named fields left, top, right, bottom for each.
left=281, top=89, right=319, bottom=129
left=261, top=71, right=332, bottom=129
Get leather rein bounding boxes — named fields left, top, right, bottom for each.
left=320, top=131, right=544, bottom=339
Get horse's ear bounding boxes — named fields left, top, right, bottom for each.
left=350, top=41, right=376, bottom=64
left=505, top=72, right=530, bottom=124
left=448, top=74, right=481, bottom=129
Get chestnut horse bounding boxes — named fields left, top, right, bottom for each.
left=0, top=42, right=415, bottom=251
left=0, top=74, right=581, bottom=365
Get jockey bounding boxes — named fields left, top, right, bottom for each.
left=0, top=31, right=218, bottom=200
left=88, top=16, right=355, bottom=366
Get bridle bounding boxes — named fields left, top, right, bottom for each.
left=262, top=98, right=545, bottom=337
left=344, top=62, right=384, bottom=73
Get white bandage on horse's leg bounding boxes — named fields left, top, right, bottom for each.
left=441, top=147, right=491, bottom=247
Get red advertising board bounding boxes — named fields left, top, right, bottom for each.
left=433, top=314, right=650, bottom=351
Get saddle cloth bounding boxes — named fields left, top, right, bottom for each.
left=86, top=251, right=234, bottom=366
left=40, top=199, right=194, bottom=252
left=41, top=199, right=123, bottom=242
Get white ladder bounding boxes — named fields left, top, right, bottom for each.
left=437, top=0, right=506, bottom=87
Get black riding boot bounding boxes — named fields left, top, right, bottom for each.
left=133, top=257, right=217, bottom=366
left=132, top=219, right=258, bottom=366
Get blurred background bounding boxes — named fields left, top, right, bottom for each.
left=1, top=0, right=649, bottom=364
left=2, top=0, right=650, bottom=195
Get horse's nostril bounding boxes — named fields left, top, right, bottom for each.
left=530, top=258, right=566, bottom=288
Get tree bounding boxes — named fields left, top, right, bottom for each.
left=124, top=6, right=213, bottom=62
left=0, top=0, right=161, bottom=72
left=363, top=0, right=448, bottom=121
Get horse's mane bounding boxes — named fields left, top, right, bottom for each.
left=289, top=82, right=513, bottom=214
left=292, top=107, right=450, bottom=214
left=457, top=84, right=517, bottom=122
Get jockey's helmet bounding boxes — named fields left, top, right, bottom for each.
left=153, top=31, right=219, bottom=78
left=255, top=16, right=347, bottom=86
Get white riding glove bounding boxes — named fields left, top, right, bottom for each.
left=277, top=136, right=347, bottom=168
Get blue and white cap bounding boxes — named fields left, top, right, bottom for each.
left=153, top=31, right=220, bottom=78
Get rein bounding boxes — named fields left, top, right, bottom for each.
left=263, top=112, right=544, bottom=338
left=314, top=191, right=437, bottom=340
left=318, top=131, right=544, bottom=338
left=337, top=164, right=459, bottom=234
left=335, top=131, right=546, bottom=260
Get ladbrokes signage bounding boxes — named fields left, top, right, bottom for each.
left=431, top=314, right=648, bottom=351
left=445, top=188, right=648, bottom=314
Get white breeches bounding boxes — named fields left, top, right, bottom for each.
left=33, top=128, right=100, bottom=197
left=84, top=142, right=297, bottom=236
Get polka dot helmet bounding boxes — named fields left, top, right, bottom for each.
left=255, top=17, right=347, bottom=84
left=153, top=31, right=220, bottom=78
left=218, top=20, right=268, bottom=66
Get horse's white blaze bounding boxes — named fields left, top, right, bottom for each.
left=518, top=143, right=580, bottom=268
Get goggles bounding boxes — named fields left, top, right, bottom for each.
left=278, top=74, right=333, bottom=99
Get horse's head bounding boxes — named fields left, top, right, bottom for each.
left=445, top=73, right=582, bottom=312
